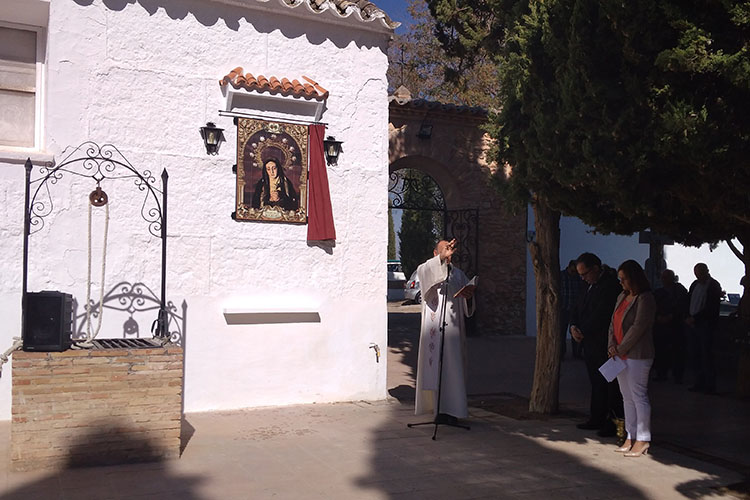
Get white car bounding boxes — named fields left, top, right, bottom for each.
left=387, top=261, right=406, bottom=301
left=404, top=270, right=421, bottom=303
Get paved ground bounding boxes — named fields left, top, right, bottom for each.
left=0, top=302, right=747, bottom=499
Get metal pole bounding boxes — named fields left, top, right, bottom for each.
left=159, top=169, right=168, bottom=339
left=431, top=267, right=451, bottom=440
left=21, top=159, right=32, bottom=344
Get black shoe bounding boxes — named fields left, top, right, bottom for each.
left=577, top=421, right=601, bottom=430
left=597, top=425, right=617, bottom=437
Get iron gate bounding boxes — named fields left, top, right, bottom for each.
left=388, top=168, right=478, bottom=278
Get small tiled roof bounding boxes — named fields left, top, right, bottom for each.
left=220, top=68, right=329, bottom=100
left=279, top=0, right=399, bottom=30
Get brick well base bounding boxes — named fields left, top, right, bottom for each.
left=11, top=345, right=183, bottom=471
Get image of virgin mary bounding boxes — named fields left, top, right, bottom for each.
left=250, top=157, right=299, bottom=211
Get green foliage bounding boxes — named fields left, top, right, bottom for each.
left=396, top=170, right=444, bottom=278
left=427, top=0, right=750, bottom=248
left=387, top=0, right=499, bottom=107
left=399, top=209, right=438, bottom=280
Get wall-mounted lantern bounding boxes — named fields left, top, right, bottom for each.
left=417, top=122, right=433, bottom=139
left=200, top=122, right=225, bottom=155
left=323, top=136, right=343, bottom=166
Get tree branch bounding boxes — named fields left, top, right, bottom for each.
left=727, top=238, right=745, bottom=262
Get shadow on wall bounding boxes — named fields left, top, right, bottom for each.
left=0, top=423, right=205, bottom=500
left=73, top=280, right=187, bottom=346
left=307, top=239, right=335, bottom=255
left=72, top=280, right=191, bottom=426
left=387, top=309, right=420, bottom=404
left=71, top=0, right=389, bottom=50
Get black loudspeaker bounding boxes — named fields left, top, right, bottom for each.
left=23, top=291, right=73, bottom=352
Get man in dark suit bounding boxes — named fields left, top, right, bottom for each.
left=570, top=252, right=623, bottom=436
left=686, top=263, right=722, bottom=393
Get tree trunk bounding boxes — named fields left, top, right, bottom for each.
left=734, top=234, right=750, bottom=398
left=528, top=199, right=562, bottom=414
left=731, top=235, right=750, bottom=322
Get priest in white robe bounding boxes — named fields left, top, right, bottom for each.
left=415, top=239, right=476, bottom=420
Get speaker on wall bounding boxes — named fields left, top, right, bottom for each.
left=23, top=291, right=73, bottom=352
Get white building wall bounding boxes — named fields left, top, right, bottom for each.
left=0, top=0, right=391, bottom=419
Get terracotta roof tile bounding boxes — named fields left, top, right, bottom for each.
left=220, top=68, right=329, bottom=100
left=279, top=0, right=399, bottom=30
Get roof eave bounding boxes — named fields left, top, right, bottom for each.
left=208, top=0, right=399, bottom=35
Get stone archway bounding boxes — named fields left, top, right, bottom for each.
left=388, top=89, right=527, bottom=335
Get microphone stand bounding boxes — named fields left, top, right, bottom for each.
left=408, top=264, right=470, bottom=440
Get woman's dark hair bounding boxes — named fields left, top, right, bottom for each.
left=260, top=158, right=286, bottom=185
left=617, top=259, right=651, bottom=295
left=258, top=158, right=289, bottom=205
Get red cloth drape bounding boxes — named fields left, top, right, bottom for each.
left=306, top=124, right=336, bottom=241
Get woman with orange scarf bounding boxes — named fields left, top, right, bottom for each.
left=608, top=260, right=656, bottom=457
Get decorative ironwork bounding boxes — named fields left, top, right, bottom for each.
left=72, top=281, right=186, bottom=346
left=445, top=209, right=479, bottom=279
left=22, top=142, right=171, bottom=343
left=27, top=142, right=163, bottom=237
left=388, top=169, right=446, bottom=211
left=388, top=167, right=479, bottom=278
left=87, top=338, right=163, bottom=349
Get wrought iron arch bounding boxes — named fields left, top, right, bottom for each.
left=388, top=167, right=478, bottom=278
left=388, top=168, right=446, bottom=212
left=22, top=142, right=171, bottom=341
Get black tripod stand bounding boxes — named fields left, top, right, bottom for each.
left=408, top=266, right=470, bottom=440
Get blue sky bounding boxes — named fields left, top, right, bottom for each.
left=375, top=0, right=413, bottom=34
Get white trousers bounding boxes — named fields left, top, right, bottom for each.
left=616, top=358, right=653, bottom=442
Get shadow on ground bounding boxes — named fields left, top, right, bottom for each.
left=0, top=425, right=205, bottom=500
left=380, top=306, right=750, bottom=499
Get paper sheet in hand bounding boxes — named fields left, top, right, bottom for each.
left=598, top=356, right=626, bottom=382
left=454, top=276, right=478, bottom=298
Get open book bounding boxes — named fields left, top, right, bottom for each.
left=453, top=276, right=478, bottom=298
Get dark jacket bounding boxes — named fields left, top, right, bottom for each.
left=608, top=291, right=656, bottom=359
left=688, top=277, right=722, bottom=327
left=654, top=282, right=689, bottom=332
left=570, top=269, right=622, bottom=358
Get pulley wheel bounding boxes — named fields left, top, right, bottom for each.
left=89, top=186, right=108, bottom=206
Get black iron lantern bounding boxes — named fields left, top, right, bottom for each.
left=417, top=122, right=433, bottom=139
left=200, top=122, right=225, bottom=155
left=323, top=136, right=343, bottom=166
